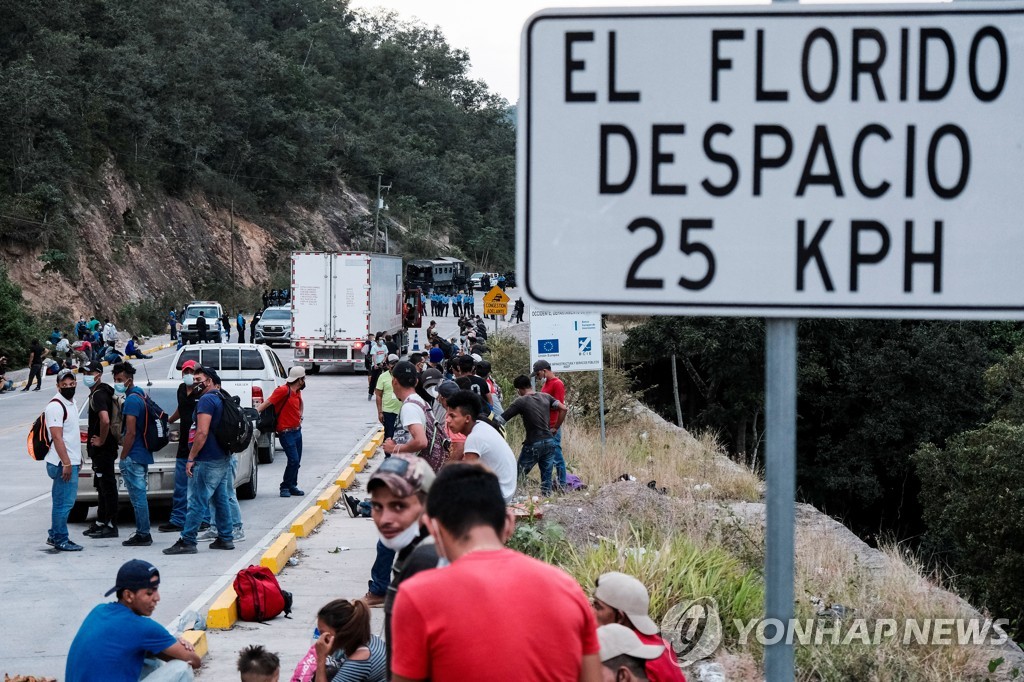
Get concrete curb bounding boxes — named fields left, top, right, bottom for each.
left=204, top=425, right=382, bottom=631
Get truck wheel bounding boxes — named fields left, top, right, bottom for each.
left=309, top=364, right=321, bottom=375
left=69, top=502, right=90, bottom=523
left=237, top=454, right=258, bottom=500
left=257, top=434, right=275, bottom=464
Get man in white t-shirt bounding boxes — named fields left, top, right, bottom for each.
left=445, top=389, right=517, bottom=502
left=45, top=368, right=84, bottom=551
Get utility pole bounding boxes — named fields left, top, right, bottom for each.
left=373, top=173, right=392, bottom=253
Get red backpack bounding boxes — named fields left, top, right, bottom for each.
left=233, top=565, right=292, bottom=621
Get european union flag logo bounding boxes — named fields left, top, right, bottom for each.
left=537, top=339, right=559, bottom=354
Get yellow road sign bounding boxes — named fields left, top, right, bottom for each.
left=483, top=302, right=508, bottom=316
left=483, top=286, right=510, bottom=306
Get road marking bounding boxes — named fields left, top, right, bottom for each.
left=165, top=422, right=382, bottom=631
left=0, top=492, right=50, bottom=516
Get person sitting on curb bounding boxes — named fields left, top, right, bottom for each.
left=597, top=624, right=667, bottom=682
left=65, top=559, right=201, bottom=681
left=592, top=572, right=687, bottom=682
left=125, top=336, right=153, bottom=359
left=238, top=645, right=280, bottom=682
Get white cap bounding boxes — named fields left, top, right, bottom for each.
left=594, top=572, right=659, bottom=635
left=597, top=624, right=665, bottom=662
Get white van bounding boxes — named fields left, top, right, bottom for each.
left=167, top=343, right=288, bottom=462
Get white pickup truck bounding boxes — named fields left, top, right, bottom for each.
left=167, top=343, right=289, bottom=463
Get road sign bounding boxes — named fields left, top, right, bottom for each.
left=483, top=302, right=509, bottom=316
left=519, top=4, right=1024, bottom=319
left=529, top=309, right=603, bottom=372
left=483, top=286, right=511, bottom=306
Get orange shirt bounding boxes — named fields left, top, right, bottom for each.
left=269, top=384, right=303, bottom=431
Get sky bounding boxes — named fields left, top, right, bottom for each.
left=348, top=0, right=766, bottom=103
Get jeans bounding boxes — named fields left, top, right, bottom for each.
left=182, top=457, right=233, bottom=544
left=119, top=458, right=151, bottom=535
left=140, top=657, right=194, bottom=681
left=517, top=438, right=558, bottom=495
left=551, top=428, right=567, bottom=488
left=27, top=363, right=42, bottom=389
left=218, top=454, right=243, bottom=535
left=279, top=429, right=302, bottom=491
left=170, top=458, right=210, bottom=527
left=382, top=412, right=398, bottom=440
left=90, top=449, right=118, bottom=525
left=368, top=540, right=396, bottom=596
left=47, top=463, right=79, bottom=545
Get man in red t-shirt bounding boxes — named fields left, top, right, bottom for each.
left=592, top=572, right=687, bottom=682
left=390, top=463, right=602, bottom=682
left=257, top=366, right=306, bottom=497
left=532, top=359, right=568, bottom=489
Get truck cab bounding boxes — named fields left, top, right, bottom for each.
left=180, top=300, right=224, bottom=344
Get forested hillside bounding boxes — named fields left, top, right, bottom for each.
left=0, top=0, right=515, bottom=347
left=625, top=317, right=1024, bottom=635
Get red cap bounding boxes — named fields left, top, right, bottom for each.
left=181, top=360, right=198, bottom=371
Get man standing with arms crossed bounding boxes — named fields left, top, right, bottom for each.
left=83, top=362, right=120, bottom=539
left=257, top=366, right=306, bottom=498
left=115, top=361, right=156, bottom=547
left=45, top=369, right=83, bottom=551
left=532, top=360, right=568, bottom=490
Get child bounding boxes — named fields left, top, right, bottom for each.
left=238, top=644, right=280, bottom=682
left=315, top=599, right=386, bottom=682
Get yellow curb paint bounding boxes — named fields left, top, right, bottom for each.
left=183, top=630, right=208, bottom=658
left=336, top=467, right=356, bottom=488
left=350, top=452, right=367, bottom=472
left=206, top=587, right=238, bottom=629
left=290, top=506, right=324, bottom=537
left=361, top=443, right=376, bottom=458
left=260, top=532, right=297, bottom=574
left=318, top=485, right=342, bottom=511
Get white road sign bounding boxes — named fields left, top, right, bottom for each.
left=530, top=310, right=604, bottom=372
left=518, top=3, right=1024, bottom=319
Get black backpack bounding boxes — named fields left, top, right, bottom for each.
left=214, top=389, right=254, bottom=453
left=27, top=399, right=67, bottom=461
left=139, top=394, right=170, bottom=452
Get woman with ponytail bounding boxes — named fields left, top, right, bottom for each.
left=314, top=599, right=386, bottom=682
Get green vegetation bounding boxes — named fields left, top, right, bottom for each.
left=0, top=0, right=515, bottom=268
left=0, top=266, right=42, bottom=362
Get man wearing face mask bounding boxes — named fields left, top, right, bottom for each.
left=366, top=454, right=438, bottom=678
left=82, top=362, right=120, bottom=539
left=256, top=366, right=306, bottom=497
left=114, top=361, right=154, bottom=547
left=159, top=360, right=204, bottom=534
left=45, top=369, right=84, bottom=551
left=391, top=463, right=602, bottom=682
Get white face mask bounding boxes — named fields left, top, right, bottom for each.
left=379, top=522, right=420, bottom=551
left=182, top=374, right=194, bottom=386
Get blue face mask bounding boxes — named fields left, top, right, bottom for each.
left=182, top=374, right=194, bottom=387
left=114, top=382, right=127, bottom=395
left=83, top=376, right=96, bottom=388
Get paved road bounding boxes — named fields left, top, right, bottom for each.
left=0, top=289, right=525, bottom=678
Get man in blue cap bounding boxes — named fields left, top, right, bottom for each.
left=66, top=559, right=201, bottom=681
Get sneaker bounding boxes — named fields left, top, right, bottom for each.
left=366, top=393, right=373, bottom=401
left=199, top=522, right=211, bottom=531
left=82, top=522, right=106, bottom=537
left=90, top=525, right=118, bottom=539
left=122, top=533, right=153, bottom=547
left=343, top=493, right=360, bottom=518
left=162, top=539, right=198, bottom=555
left=158, top=522, right=183, bottom=533
left=45, top=537, right=55, bottom=547
left=288, top=487, right=305, bottom=496
left=33, top=386, right=41, bottom=391
left=361, top=591, right=385, bottom=608
left=279, top=488, right=291, bottom=498
left=233, top=528, right=245, bottom=541
left=55, top=540, right=84, bottom=552
left=197, top=527, right=218, bottom=541
left=209, top=538, right=235, bottom=550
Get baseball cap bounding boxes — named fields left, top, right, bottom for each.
left=594, top=572, right=659, bottom=635
left=82, top=361, right=104, bottom=375
left=391, top=360, right=418, bottom=388
left=531, top=359, right=552, bottom=377
left=470, top=353, right=482, bottom=363
left=387, top=353, right=400, bottom=364
left=597, top=624, right=665, bottom=662
left=436, top=381, right=459, bottom=400
left=104, top=559, right=161, bottom=596
left=55, top=368, right=76, bottom=383
left=286, top=366, right=306, bottom=383
left=199, top=367, right=221, bottom=385
left=181, top=359, right=198, bottom=372
left=367, top=453, right=435, bottom=497
left=420, top=368, right=443, bottom=391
